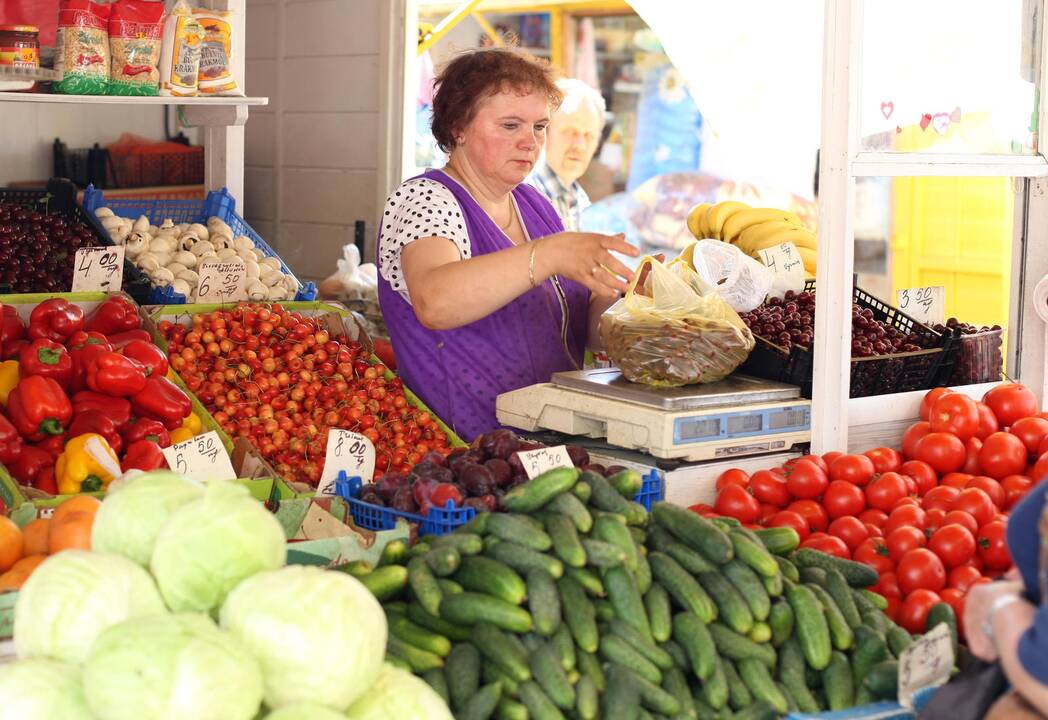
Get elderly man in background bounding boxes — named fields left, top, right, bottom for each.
left=527, top=78, right=607, bottom=231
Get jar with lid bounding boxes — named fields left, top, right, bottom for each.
left=0, top=25, right=40, bottom=70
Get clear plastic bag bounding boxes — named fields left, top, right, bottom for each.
left=600, top=255, right=755, bottom=387
left=681, top=239, right=774, bottom=312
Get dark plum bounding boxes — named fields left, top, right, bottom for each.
left=391, top=488, right=418, bottom=513
left=483, top=458, right=513, bottom=488
left=412, top=479, right=436, bottom=507
left=463, top=497, right=493, bottom=513
left=581, top=464, right=607, bottom=476
left=421, top=451, right=448, bottom=468
left=605, top=465, right=628, bottom=477
left=375, top=473, right=407, bottom=501
left=411, top=461, right=443, bottom=479
left=360, top=491, right=384, bottom=506
left=458, top=463, right=494, bottom=497
left=507, top=452, right=525, bottom=477
left=565, top=445, right=590, bottom=467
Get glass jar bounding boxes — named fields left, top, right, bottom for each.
left=0, top=25, right=39, bottom=70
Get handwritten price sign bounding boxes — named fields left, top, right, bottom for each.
left=517, top=445, right=574, bottom=480
left=897, top=286, right=945, bottom=326
left=72, top=246, right=125, bottom=292
left=196, top=260, right=247, bottom=303
left=161, top=431, right=237, bottom=483
left=758, top=241, right=805, bottom=299
left=897, top=622, right=954, bottom=707
left=317, top=429, right=376, bottom=496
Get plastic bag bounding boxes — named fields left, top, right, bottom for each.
left=600, top=255, right=755, bottom=387
left=192, top=7, right=243, bottom=96
left=159, top=0, right=202, bottom=97
left=108, top=0, right=164, bottom=96
left=54, top=0, right=111, bottom=95
left=318, top=244, right=377, bottom=302
left=681, top=239, right=774, bottom=312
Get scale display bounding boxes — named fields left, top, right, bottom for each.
left=673, top=405, right=810, bottom=446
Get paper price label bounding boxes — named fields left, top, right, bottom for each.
left=161, top=431, right=237, bottom=483
left=317, top=429, right=376, bottom=497
left=897, top=286, right=945, bottom=326
left=72, top=246, right=125, bottom=292
left=196, top=260, right=247, bottom=303
left=758, top=241, right=806, bottom=299
left=897, top=622, right=954, bottom=708
left=517, top=445, right=574, bottom=480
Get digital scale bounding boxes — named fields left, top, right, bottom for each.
left=496, top=369, right=812, bottom=462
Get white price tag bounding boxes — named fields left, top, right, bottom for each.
left=72, top=246, right=124, bottom=292
left=897, top=286, right=946, bottom=326
left=517, top=445, right=573, bottom=480
left=757, top=241, right=806, bottom=299
left=161, top=431, right=237, bottom=483
left=196, top=260, right=247, bottom=303
left=317, top=429, right=376, bottom=496
left=897, top=622, right=954, bottom=708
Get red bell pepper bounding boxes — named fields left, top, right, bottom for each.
left=3, top=338, right=27, bottom=362
left=8, top=375, right=73, bottom=441
left=68, top=409, right=124, bottom=455
left=10, top=445, right=54, bottom=489
left=28, top=298, right=85, bottom=343
left=1, top=305, right=25, bottom=347
left=121, top=439, right=168, bottom=472
left=87, top=352, right=147, bottom=397
left=121, top=339, right=169, bottom=378
left=0, top=412, right=23, bottom=465
left=106, top=329, right=152, bottom=349
left=121, top=417, right=170, bottom=448
left=34, top=433, right=67, bottom=460
left=19, top=339, right=74, bottom=389
left=34, top=464, right=58, bottom=495
left=67, top=330, right=113, bottom=391
left=131, top=376, right=192, bottom=430
left=85, top=295, right=141, bottom=336
left=72, top=391, right=132, bottom=429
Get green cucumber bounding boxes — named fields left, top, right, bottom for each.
left=459, top=682, right=503, bottom=720
left=809, top=583, right=854, bottom=651
left=438, top=578, right=463, bottom=596
left=851, top=625, right=888, bottom=689
left=527, top=568, right=562, bottom=637
left=738, top=657, right=788, bottom=715
left=446, top=642, right=481, bottom=710
left=441, top=592, right=533, bottom=634
left=577, top=650, right=606, bottom=691
left=422, top=668, right=449, bottom=705
left=634, top=547, right=652, bottom=595
left=547, top=491, right=593, bottom=533
left=648, top=552, right=716, bottom=622
left=340, top=559, right=372, bottom=577
left=601, top=665, right=642, bottom=720
left=777, top=680, right=799, bottom=712
left=864, top=660, right=899, bottom=700
left=647, top=526, right=717, bottom=575
left=605, top=566, right=653, bottom=642
left=544, top=512, right=586, bottom=568
left=707, top=622, right=777, bottom=669
left=786, top=584, right=831, bottom=670
left=700, top=656, right=729, bottom=710
left=584, top=472, right=638, bottom=518
left=754, top=526, right=800, bottom=555
left=644, top=584, right=672, bottom=642
left=496, top=698, right=529, bottom=720
left=672, top=612, right=716, bottom=681
left=503, top=467, right=580, bottom=512
left=455, top=556, right=528, bottom=605
left=488, top=541, right=565, bottom=579
left=862, top=609, right=890, bottom=636
left=378, top=538, right=409, bottom=567
left=565, top=566, right=605, bottom=597
left=531, top=643, right=575, bottom=710
left=551, top=624, right=575, bottom=671
left=749, top=622, right=772, bottom=644
left=651, top=502, right=733, bottom=564
left=518, top=680, right=566, bottom=720
left=572, top=479, right=592, bottom=503
left=625, top=667, right=682, bottom=716
left=600, top=635, right=663, bottom=685
left=388, top=614, right=452, bottom=657
left=822, top=651, right=854, bottom=710
left=662, top=666, right=695, bottom=718
left=853, top=587, right=884, bottom=615
left=887, top=624, right=913, bottom=657
left=608, top=468, right=644, bottom=498
left=777, top=636, right=820, bottom=713
left=608, top=617, right=674, bottom=670
left=730, top=529, right=779, bottom=578
left=408, top=557, right=443, bottom=616
left=581, top=539, right=628, bottom=568
left=432, top=532, right=484, bottom=556
left=722, top=658, right=753, bottom=711
left=385, top=654, right=411, bottom=672
left=762, top=568, right=783, bottom=598
left=699, top=572, right=754, bottom=635
left=593, top=598, right=615, bottom=622
left=558, top=574, right=599, bottom=653
left=387, top=635, right=443, bottom=672
left=731, top=700, right=779, bottom=720
left=794, top=548, right=879, bottom=587
left=576, top=675, right=599, bottom=720
left=406, top=603, right=472, bottom=642
left=825, top=568, right=862, bottom=629
left=723, top=559, right=772, bottom=621
left=460, top=512, right=490, bottom=535
left=424, top=545, right=461, bottom=577
left=768, top=599, right=794, bottom=648
left=774, top=555, right=799, bottom=582
left=472, top=623, right=531, bottom=682
left=358, top=565, right=409, bottom=601
left=926, top=603, right=959, bottom=660
left=487, top=513, right=553, bottom=551
left=799, top=566, right=828, bottom=585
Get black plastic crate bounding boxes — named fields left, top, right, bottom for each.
left=739, top=281, right=958, bottom=398
left=0, top=178, right=151, bottom=304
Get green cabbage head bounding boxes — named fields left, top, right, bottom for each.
left=220, top=565, right=386, bottom=711
left=83, top=613, right=264, bottom=720
left=92, top=470, right=205, bottom=567
left=150, top=481, right=287, bottom=613
left=14, top=549, right=167, bottom=663
left=345, top=663, right=454, bottom=720
left=263, top=702, right=348, bottom=720
left=0, top=658, right=94, bottom=719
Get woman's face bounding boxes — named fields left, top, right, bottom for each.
left=454, top=88, right=550, bottom=188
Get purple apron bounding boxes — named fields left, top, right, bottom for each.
left=377, top=169, right=590, bottom=441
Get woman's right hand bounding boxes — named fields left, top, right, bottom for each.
left=536, top=232, right=640, bottom=299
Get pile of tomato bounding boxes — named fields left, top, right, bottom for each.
left=696, top=381, right=1043, bottom=635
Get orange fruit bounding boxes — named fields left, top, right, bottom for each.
left=11, top=554, right=44, bottom=574
left=22, top=518, right=50, bottom=557
left=48, top=512, right=94, bottom=554
left=0, top=568, right=28, bottom=591
left=52, top=495, right=102, bottom=526
left=0, top=516, right=23, bottom=572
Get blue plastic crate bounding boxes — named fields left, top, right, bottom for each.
left=635, top=469, right=664, bottom=511
left=81, top=185, right=317, bottom=305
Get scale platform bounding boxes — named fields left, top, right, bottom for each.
left=496, top=369, right=811, bottom=462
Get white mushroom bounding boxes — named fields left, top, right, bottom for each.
left=267, top=286, right=289, bottom=301
left=133, top=215, right=150, bottom=233
left=149, top=235, right=178, bottom=254
left=111, top=225, right=131, bottom=245
left=250, top=248, right=266, bottom=262
left=125, top=232, right=149, bottom=258
left=207, top=217, right=233, bottom=235
left=155, top=219, right=179, bottom=238
left=210, top=234, right=231, bottom=251
left=167, top=262, right=188, bottom=277
left=189, top=240, right=215, bottom=257
left=244, top=260, right=260, bottom=280
left=260, top=267, right=283, bottom=286
left=172, top=279, right=193, bottom=298
left=177, top=270, right=199, bottom=285
left=216, top=248, right=240, bottom=261
left=172, top=250, right=197, bottom=268
left=232, top=235, right=255, bottom=253
left=150, top=267, right=175, bottom=287
left=197, top=251, right=218, bottom=262
left=281, top=275, right=301, bottom=294
left=259, top=257, right=282, bottom=272
left=137, top=254, right=161, bottom=273
left=188, top=223, right=209, bottom=241
left=246, top=280, right=268, bottom=301
left=94, top=207, right=115, bottom=219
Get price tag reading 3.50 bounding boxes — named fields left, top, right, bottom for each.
left=317, top=429, right=376, bottom=496
left=196, top=260, right=247, bottom=303
left=72, top=246, right=125, bottom=292
left=758, top=241, right=806, bottom=299
left=517, top=445, right=574, bottom=480
left=897, top=286, right=945, bottom=326
left=161, top=431, right=237, bottom=483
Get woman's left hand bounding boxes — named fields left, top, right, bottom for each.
left=965, top=580, right=1025, bottom=661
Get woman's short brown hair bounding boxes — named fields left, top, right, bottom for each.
left=431, top=47, right=563, bottom=153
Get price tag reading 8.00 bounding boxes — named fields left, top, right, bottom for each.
left=516, top=445, right=574, bottom=480
left=897, top=286, right=946, bottom=326
left=317, top=429, right=376, bottom=496
left=161, top=430, right=237, bottom=483
left=72, top=246, right=125, bottom=292
left=196, top=260, right=247, bottom=303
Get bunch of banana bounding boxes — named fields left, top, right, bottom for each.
left=685, top=200, right=817, bottom=276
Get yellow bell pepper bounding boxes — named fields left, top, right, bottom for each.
left=0, top=360, right=18, bottom=405
left=181, top=411, right=203, bottom=436
left=56, top=433, right=122, bottom=494
left=169, top=427, right=194, bottom=444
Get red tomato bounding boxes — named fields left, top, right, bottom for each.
left=902, top=421, right=933, bottom=460
left=758, top=503, right=779, bottom=524
left=896, top=548, right=947, bottom=595
left=978, top=432, right=1028, bottom=479
left=924, top=507, right=948, bottom=533
left=829, top=454, right=876, bottom=487
left=892, top=496, right=920, bottom=512
left=767, top=510, right=810, bottom=542
left=749, top=470, right=791, bottom=507
left=966, top=476, right=1005, bottom=510
left=865, top=523, right=884, bottom=537
left=941, top=510, right=979, bottom=535
left=1010, top=416, right=1048, bottom=455
left=898, top=589, right=942, bottom=634
left=884, top=595, right=902, bottom=622
left=962, top=437, right=983, bottom=475
left=787, top=499, right=829, bottom=533
left=858, top=508, right=889, bottom=527
left=1032, top=452, right=1048, bottom=483
left=1000, top=475, right=1034, bottom=510
left=689, top=503, right=715, bottom=515
left=714, top=484, right=761, bottom=524
left=828, top=516, right=870, bottom=552
left=975, top=402, right=1000, bottom=440
left=854, top=537, right=895, bottom=574
left=865, top=472, right=910, bottom=512
left=923, top=485, right=962, bottom=513
left=948, top=564, right=983, bottom=592
left=798, top=454, right=829, bottom=475
left=939, top=588, right=967, bottom=633
left=801, top=533, right=851, bottom=559
left=1039, top=435, right=1048, bottom=458
left=915, top=432, right=966, bottom=474
left=939, top=472, right=974, bottom=490
left=715, top=468, right=750, bottom=492
left=929, top=392, right=980, bottom=441
left=902, top=475, right=919, bottom=496
left=928, top=524, right=977, bottom=568
left=900, top=460, right=938, bottom=496
left=872, top=571, right=902, bottom=599
left=823, top=480, right=867, bottom=519
left=883, top=504, right=928, bottom=537
left=865, top=447, right=904, bottom=474
left=951, top=487, right=996, bottom=526
left=785, top=459, right=829, bottom=500
left=886, top=526, right=927, bottom=564
left=920, top=388, right=954, bottom=421
left=983, top=383, right=1038, bottom=427
left=822, top=451, right=844, bottom=468
left=976, top=521, right=1012, bottom=571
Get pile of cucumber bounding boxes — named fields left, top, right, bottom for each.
left=345, top=467, right=958, bottom=720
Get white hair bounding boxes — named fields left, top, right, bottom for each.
left=555, top=78, right=606, bottom=118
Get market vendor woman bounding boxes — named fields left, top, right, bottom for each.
left=377, top=48, right=638, bottom=441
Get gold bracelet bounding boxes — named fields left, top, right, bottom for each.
left=528, top=244, right=538, bottom=288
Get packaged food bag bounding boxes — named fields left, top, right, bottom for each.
left=600, top=255, right=755, bottom=387
left=159, top=0, right=201, bottom=96
left=681, top=239, right=774, bottom=312
left=192, top=7, right=243, bottom=96
left=54, top=0, right=111, bottom=95
left=107, top=0, right=164, bottom=95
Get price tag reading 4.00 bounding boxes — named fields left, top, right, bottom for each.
left=517, top=445, right=574, bottom=480
left=758, top=241, right=806, bottom=299
left=897, top=286, right=945, bottom=326
left=161, top=431, right=237, bottom=483
left=317, top=429, right=376, bottom=496
left=72, top=246, right=125, bottom=292
left=196, top=260, right=247, bottom=303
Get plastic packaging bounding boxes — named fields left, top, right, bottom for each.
left=54, top=0, right=110, bottom=95
left=681, top=239, right=774, bottom=312
left=600, top=256, right=756, bottom=387
left=107, top=0, right=164, bottom=96
left=192, top=8, right=243, bottom=96
left=159, top=0, right=202, bottom=97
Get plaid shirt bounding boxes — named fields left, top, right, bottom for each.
left=525, top=160, right=591, bottom=232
